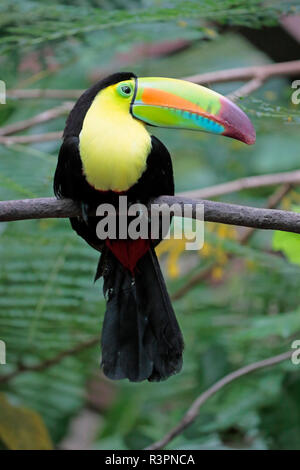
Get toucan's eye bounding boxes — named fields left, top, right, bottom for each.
left=117, top=83, right=133, bottom=98
left=122, top=86, right=131, bottom=94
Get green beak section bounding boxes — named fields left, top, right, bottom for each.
left=131, top=77, right=256, bottom=145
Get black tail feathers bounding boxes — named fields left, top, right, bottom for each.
left=98, top=245, right=184, bottom=382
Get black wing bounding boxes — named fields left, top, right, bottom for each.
left=54, top=136, right=95, bottom=202
left=54, top=136, right=104, bottom=251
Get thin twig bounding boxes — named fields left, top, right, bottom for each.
left=4, top=60, right=300, bottom=144
left=0, top=131, right=62, bottom=145
left=6, top=60, right=300, bottom=101
left=1, top=196, right=300, bottom=234
left=184, top=60, right=300, bottom=85
left=7, top=89, right=83, bottom=100
left=172, top=183, right=292, bottom=300
left=145, top=350, right=293, bottom=450
left=0, top=336, right=99, bottom=385
left=171, top=265, right=214, bottom=301
left=227, top=77, right=264, bottom=100
left=0, top=103, right=73, bottom=136
left=180, top=170, right=300, bottom=200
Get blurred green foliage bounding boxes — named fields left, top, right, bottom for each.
left=0, top=0, right=300, bottom=451
left=1, top=0, right=299, bottom=53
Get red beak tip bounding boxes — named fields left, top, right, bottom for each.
left=219, top=97, right=256, bottom=145
left=223, top=127, right=256, bottom=145
left=243, top=131, right=256, bottom=145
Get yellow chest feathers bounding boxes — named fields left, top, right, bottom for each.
left=79, top=90, right=151, bottom=192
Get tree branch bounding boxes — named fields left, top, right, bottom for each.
left=4, top=60, right=300, bottom=144
left=1, top=196, right=300, bottom=234
left=0, top=103, right=73, bottom=137
left=7, top=89, right=84, bottom=100
left=145, top=350, right=293, bottom=450
left=184, top=59, right=300, bottom=85
left=172, top=183, right=293, bottom=300
left=227, top=77, right=264, bottom=100
left=6, top=60, right=300, bottom=101
left=180, top=169, right=300, bottom=199
left=237, top=183, right=293, bottom=244
left=0, top=131, right=62, bottom=145
left=171, top=264, right=215, bottom=301
left=0, top=336, right=99, bottom=385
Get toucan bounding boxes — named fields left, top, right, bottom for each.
left=54, top=72, right=255, bottom=382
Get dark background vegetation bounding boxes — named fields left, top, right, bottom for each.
left=0, top=0, right=300, bottom=450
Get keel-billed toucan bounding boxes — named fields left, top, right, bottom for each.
left=54, top=72, right=255, bottom=382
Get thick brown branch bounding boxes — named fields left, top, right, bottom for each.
left=1, top=196, right=300, bottom=234
left=0, top=197, right=80, bottom=221
left=157, top=195, right=300, bottom=233
left=145, top=350, right=293, bottom=450
left=0, top=336, right=99, bottom=385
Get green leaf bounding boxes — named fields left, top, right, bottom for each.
left=273, top=206, right=300, bottom=265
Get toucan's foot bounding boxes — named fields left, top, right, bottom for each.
left=81, top=202, right=90, bottom=225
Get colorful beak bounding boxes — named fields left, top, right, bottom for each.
left=131, top=77, right=255, bottom=145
